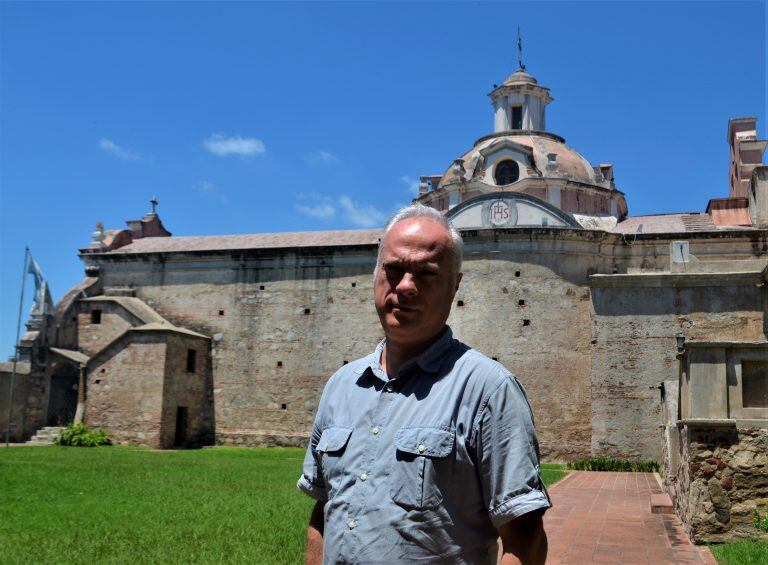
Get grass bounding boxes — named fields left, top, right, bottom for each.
left=0, top=447, right=566, bottom=564
left=710, top=541, right=768, bottom=565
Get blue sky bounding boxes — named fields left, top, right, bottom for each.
left=0, top=1, right=765, bottom=358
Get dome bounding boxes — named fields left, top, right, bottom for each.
left=438, top=132, right=598, bottom=188
left=502, top=69, right=538, bottom=86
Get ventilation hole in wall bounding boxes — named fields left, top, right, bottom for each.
left=523, top=319, right=531, bottom=326
left=218, top=309, right=225, bottom=316
left=502, top=287, right=509, bottom=294
left=457, top=300, right=464, bottom=307
left=94, top=379, right=101, bottom=384
left=492, top=357, right=498, bottom=361
left=327, top=297, right=334, bottom=304
left=351, top=282, right=357, bottom=288
left=281, top=403, right=287, bottom=410
left=277, top=361, right=283, bottom=367
left=518, top=299, right=525, bottom=306
left=71, top=316, right=77, bottom=322
left=259, top=285, right=265, bottom=290
left=514, top=271, right=521, bottom=278
left=343, top=360, right=349, bottom=365
left=304, top=308, right=311, bottom=315
left=100, top=368, right=106, bottom=373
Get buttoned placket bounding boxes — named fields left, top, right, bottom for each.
left=345, top=363, right=405, bottom=552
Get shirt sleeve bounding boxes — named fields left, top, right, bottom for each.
left=297, top=373, right=336, bottom=502
left=297, top=414, right=328, bottom=501
left=473, top=372, right=551, bottom=528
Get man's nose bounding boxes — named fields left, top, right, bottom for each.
left=396, top=273, right=418, bottom=296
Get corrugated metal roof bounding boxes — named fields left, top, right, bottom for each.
left=97, top=229, right=383, bottom=255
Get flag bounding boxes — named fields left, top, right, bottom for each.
left=26, top=251, right=53, bottom=316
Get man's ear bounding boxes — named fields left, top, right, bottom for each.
left=455, top=272, right=463, bottom=291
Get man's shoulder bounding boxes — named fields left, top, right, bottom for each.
left=450, top=343, right=523, bottom=397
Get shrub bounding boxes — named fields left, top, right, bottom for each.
left=566, top=457, right=660, bottom=472
left=54, top=423, right=111, bottom=447
left=754, top=504, right=768, bottom=533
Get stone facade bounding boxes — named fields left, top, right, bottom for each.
left=671, top=424, right=768, bottom=543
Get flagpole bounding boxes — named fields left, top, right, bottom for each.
left=5, top=246, right=29, bottom=446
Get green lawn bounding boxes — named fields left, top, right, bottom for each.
left=710, top=541, right=768, bottom=565
left=0, top=447, right=566, bottom=564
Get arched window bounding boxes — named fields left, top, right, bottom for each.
left=494, top=160, right=520, bottom=185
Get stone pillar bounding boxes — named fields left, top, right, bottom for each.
left=749, top=166, right=768, bottom=228
left=493, top=97, right=510, bottom=132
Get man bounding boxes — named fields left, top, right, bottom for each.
left=298, top=204, right=550, bottom=564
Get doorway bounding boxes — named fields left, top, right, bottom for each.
left=174, top=406, right=188, bottom=447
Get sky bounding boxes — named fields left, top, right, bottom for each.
left=0, top=1, right=765, bottom=359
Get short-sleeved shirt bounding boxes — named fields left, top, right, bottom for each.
left=297, top=326, right=551, bottom=564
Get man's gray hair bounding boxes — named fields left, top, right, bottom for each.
left=376, top=204, right=464, bottom=274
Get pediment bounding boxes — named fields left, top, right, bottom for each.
left=446, top=192, right=580, bottom=230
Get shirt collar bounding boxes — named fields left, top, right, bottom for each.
left=358, top=326, right=456, bottom=382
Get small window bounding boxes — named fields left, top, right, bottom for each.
left=277, top=361, right=283, bottom=368
left=511, top=106, right=523, bottom=130
left=186, top=349, right=197, bottom=373
left=742, top=361, right=768, bottom=408
left=494, top=160, right=520, bottom=186
left=515, top=271, right=521, bottom=278
left=91, top=309, right=102, bottom=324
left=518, top=299, right=525, bottom=306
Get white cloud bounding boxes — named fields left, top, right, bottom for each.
left=306, top=150, right=341, bottom=165
left=338, top=196, right=388, bottom=228
left=98, top=138, right=139, bottom=160
left=296, top=202, right=336, bottom=219
left=401, top=175, right=420, bottom=196
left=203, top=134, right=266, bottom=157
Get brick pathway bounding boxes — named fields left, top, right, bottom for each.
left=543, top=471, right=717, bottom=564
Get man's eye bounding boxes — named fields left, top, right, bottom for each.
left=418, top=270, right=437, bottom=277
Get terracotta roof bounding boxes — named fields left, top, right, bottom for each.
left=613, top=213, right=757, bottom=234
left=95, top=229, right=383, bottom=255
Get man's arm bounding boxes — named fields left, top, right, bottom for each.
left=498, top=509, right=547, bottom=565
left=305, top=500, right=325, bottom=565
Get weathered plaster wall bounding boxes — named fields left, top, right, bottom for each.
left=0, top=369, right=48, bottom=442
left=591, top=281, right=766, bottom=460
left=86, top=334, right=167, bottom=447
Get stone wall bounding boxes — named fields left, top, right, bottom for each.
left=672, top=424, right=768, bottom=543
left=0, top=367, right=48, bottom=442
left=86, top=333, right=167, bottom=447
left=80, top=229, right=767, bottom=458
left=77, top=303, right=136, bottom=357
left=159, top=334, right=213, bottom=448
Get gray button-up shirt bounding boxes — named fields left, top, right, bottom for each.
left=298, top=327, right=550, bottom=564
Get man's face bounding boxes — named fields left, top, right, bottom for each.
left=374, top=217, right=462, bottom=345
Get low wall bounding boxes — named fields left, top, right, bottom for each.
left=669, top=423, right=768, bottom=543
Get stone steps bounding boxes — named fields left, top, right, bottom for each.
left=26, top=426, right=65, bottom=446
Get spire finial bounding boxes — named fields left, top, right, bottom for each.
left=517, top=26, right=526, bottom=71
left=150, top=196, right=158, bottom=215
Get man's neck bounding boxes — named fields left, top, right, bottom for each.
left=380, top=328, right=446, bottom=379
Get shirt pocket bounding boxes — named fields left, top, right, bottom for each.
left=390, top=426, right=455, bottom=510
left=315, top=426, right=353, bottom=497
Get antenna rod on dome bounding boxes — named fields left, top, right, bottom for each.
left=517, top=26, right=526, bottom=71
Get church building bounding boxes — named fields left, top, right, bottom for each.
left=2, top=66, right=766, bottom=463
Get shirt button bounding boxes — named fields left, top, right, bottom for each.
left=323, top=443, right=329, bottom=450
left=348, top=520, right=357, bottom=529
left=360, top=473, right=368, bottom=481
left=418, top=443, right=426, bottom=453
left=372, top=427, right=380, bottom=435
left=386, top=384, right=393, bottom=392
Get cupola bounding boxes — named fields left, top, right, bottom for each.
left=489, top=69, right=553, bottom=133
